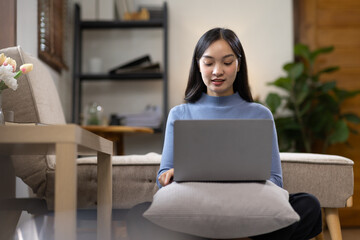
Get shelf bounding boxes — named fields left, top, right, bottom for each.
left=72, top=2, right=168, bottom=129
left=80, top=19, right=163, bottom=29
left=79, top=72, right=163, bottom=81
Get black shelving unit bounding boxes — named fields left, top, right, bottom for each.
left=72, top=3, right=168, bottom=131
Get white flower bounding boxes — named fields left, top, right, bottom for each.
left=0, top=65, right=18, bottom=91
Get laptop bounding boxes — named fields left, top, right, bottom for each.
left=173, top=119, right=273, bottom=182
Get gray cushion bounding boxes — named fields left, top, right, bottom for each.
left=143, top=181, right=300, bottom=239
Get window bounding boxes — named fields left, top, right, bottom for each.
left=38, top=0, right=67, bottom=72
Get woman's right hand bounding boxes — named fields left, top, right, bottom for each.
left=158, top=168, right=174, bottom=187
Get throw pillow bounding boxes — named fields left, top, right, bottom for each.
left=143, top=180, right=299, bottom=239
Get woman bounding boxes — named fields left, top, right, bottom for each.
left=127, top=28, right=322, bottom=240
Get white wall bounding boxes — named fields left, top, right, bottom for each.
left=168, top=0, right=293, bottom=106
left=17, top=0, right=72, bottom=122
left=16, top=0, right=37, bottom=57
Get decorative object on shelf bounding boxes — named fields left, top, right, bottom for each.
left=0, top=53, right=33, bottom=125
left=115, top=0, right=149, bottom=21
left=109, top=114, right=126, bottom=126
left=115, top=0, right=131, bottom=20
left=89, top=57, right=103, bottom=73
left=123, top=8, right=150, bottom=21
left=84, top=102, right=104, bottom=126
left=263, top=44, right=360, bottom=153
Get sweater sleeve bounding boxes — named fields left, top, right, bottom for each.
left=270, top=118, right=283, bottom=188
left=260, top=106, right=283, bottom=188
left=156, top=106, right=182, bottom=188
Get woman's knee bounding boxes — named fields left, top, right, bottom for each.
left=303, top=193, right=321, bottom=211
left=304, top=193, right=322, bottom=221
left=290, top=192, right=321, bottom=214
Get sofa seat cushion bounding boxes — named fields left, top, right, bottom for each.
left=41, top=152, right=354, bottom=211
left=280, top=153, right=354, bottom=208
left=44, top=152, right=161, bottom=209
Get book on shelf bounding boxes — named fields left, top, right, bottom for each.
left=109, top=55, right=160, bottom=74
left=115, top=0, right=134, bottom=20
left=111, top=63, right=160, bottom=74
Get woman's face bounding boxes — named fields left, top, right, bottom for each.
left=198, top=39, right=239, bottom=97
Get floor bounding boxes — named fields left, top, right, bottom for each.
left=13, top=211, right=360, bottom=240
left=323, top=228, right=360, bottom=240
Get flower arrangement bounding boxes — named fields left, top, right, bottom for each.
left=0, top=53, right=33, bottom=92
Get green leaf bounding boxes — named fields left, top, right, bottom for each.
left=284, top=63, right=304, bottom=80
left=343, top=113, right=360, bottom=124
left=334, top=88, right=360, bottom=102
left=295, top=84, right=309, bottom=105
left=275, top=117, right=301, bottom=131
left=299, top=102, right=311, bottom=116
left=0, top=81, right=6, bottom=90
left=294, top=44, right=310, bottom=60
left=310, top=110, right=334, bottom=134
left=316, top=66, right=339, bottom=76
left=265, top=93, right=282, bottom=113
left=329, top=120, right=349, bottom=144
left=319, top=81, right=336, bottom=93
left=318, top=93, right=339, bottom=113
left=270, top=77, right=292, bottom=91
left=310, top=46, right=334, bottom=61
left=283, top=63, right=292, bottom=72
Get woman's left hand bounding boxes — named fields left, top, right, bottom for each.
left=158, top=168, right=174, bottom=187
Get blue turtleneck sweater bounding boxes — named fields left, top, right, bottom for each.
left=157, top=93, right=283, bottom=188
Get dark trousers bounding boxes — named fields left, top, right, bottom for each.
left=126, top=193, right=322, bottom=240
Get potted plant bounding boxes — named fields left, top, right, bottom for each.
left=264, top=44, right=360, bottom=153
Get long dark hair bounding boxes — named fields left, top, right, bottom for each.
left=184, top=28, right=253, bottom=103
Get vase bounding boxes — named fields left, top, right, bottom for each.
left=0, top=91, right=4, bottom=125
left=84, top=102, right=103, bottom=125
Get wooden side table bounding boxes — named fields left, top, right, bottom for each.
left=82, top=125, right=154, bottom=155
left=0, top=124, right=113, bottom=240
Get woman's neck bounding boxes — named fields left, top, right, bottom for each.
left=197, top=92, right=243, bottom=106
